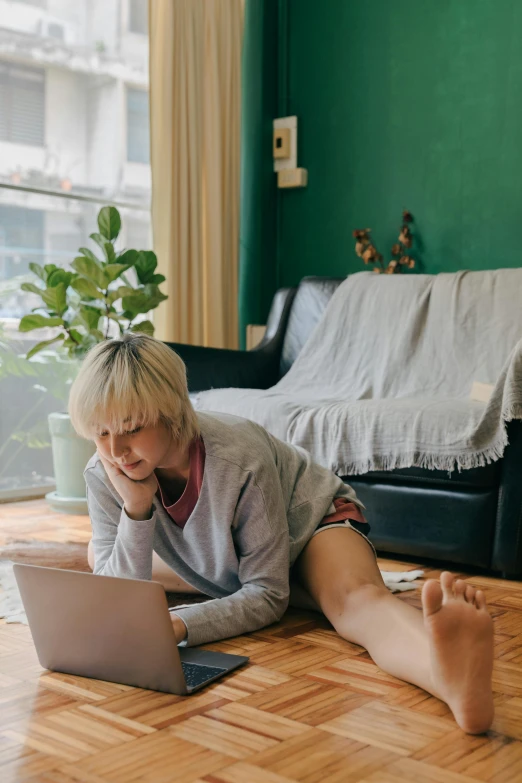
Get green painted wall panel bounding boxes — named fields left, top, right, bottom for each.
left=277, top=0, right=522, bottom=288
left=238, top=0, right=279, bottom=348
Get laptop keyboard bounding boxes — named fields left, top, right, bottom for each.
left=181, top=661, right=227, bottom=688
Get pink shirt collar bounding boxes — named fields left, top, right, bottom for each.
left=156, top=437, right=205, bottom=528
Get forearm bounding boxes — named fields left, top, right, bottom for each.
left=92, top=507, right=157, bottom=580
left=173, top=584, right=289, bottom=647
left=86, top=468, right=157, bottom=581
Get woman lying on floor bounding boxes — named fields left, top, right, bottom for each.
left=69, top=334, right=494, bottom=735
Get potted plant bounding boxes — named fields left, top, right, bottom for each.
left=18, top=206, right=168, bottom=513
left=0, top=326, right=78, bottom=500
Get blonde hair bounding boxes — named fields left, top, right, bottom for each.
left=68, top=333, right=200, bottom=447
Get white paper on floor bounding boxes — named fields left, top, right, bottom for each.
left=381, top=569, right=425, bottom=592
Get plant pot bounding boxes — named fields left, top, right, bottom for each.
left=46, top=412, right=96, bottom=515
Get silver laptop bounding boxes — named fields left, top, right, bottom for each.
left=13, top=563, right=248, bottom=695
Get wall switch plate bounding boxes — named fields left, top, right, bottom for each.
left=273, top=127, right=291, bottom=159
left=277, top=168, right=308, bottom=188
left=273, top=116, right=297, bottom=171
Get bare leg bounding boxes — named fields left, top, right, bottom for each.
left=293, top=528, right=494, bottom=734
left=87, top=539, right=203, bottom=594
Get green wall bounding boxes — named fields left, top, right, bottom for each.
left=274, top=0, right=522, bottom=289
left=238, top=0, right=279, bottom=348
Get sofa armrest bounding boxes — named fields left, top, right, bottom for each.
left=166, top=286, right=297, bottom=393
left=491, top=420, right=522, bottom=575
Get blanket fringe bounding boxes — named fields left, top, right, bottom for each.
left=334, top=423, right=514, bottom=476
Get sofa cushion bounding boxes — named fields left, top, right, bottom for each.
left=280, top=277, right=342, bottom=376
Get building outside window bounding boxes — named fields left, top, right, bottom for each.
left=0, top=0, right=151, bottom=500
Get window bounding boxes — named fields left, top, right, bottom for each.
left=127, top=87, right=150, bottom=164
left=0, top=0, right=151, bottom=500
left=129, top=0, right=148, bottom=35
left=0, top=63, right=45, bottom=146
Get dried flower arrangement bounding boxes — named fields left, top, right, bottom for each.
left=353, top=211, right=415, bottom=274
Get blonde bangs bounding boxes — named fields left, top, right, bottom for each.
left=68, top=335, right=200, bottom=447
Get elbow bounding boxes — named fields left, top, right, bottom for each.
left=264, top=590, right=290, bottom=625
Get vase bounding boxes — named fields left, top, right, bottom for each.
left=46, top=412, right=96, bottom=514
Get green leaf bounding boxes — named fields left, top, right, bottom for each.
left=71, top=256, right=108, bottom=289
left=19, top=314, right=64, bottom=332
left=68, top=328, right=83, bottom=344
left=150, top=273, right=166, bottom=284
left=98, top=206, right=121, bottom=241
left=29, top=262, right=46, bottom=281
left=117, top=285, right=135, bottom=299
left=117, top=249, right=138, bottom=266
left=143, top=283, right=168, bottom=309
left=78, top=247, right=100, bottom=264
left=21, top=282, right=44, bottom=296
left=41, top=283, right=67, bottom=316
left=89, top=232, right=107, bottom=252
left=130, top=320, right=154, bottom=336
left=104, top=263, right=130, bottom=284
left=44, top=264, right=58, bottom=278
left=47, top=269, right=74, bottom=288
left=70, top=277, right=100, bottom=299
left=104, top=242, right=116, bottom=263
left=121, top=291, right=150, bottom=317
left=25, top=334, right=65, bottom=360
left=75, top=305, right=103, bottom=331
left=135, top=250, right=158, bottom=284
left=63, top=329, right=84, bottom=350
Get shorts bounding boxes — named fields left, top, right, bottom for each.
left=310, top=518, right=376, bottom=556
left=310, top=498, right=376, bottom=556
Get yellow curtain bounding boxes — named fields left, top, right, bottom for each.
left=149, top=0, right=243, bottom=348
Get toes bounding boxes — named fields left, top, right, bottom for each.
left=454, top=579, right=467, bottom=600
left=465, top=585, right=476, bottom=604
left=440, top=571, right=455, bottom=601
left=422, top=579, right=443, bottom=618
left=475, top=589, right=487, bottom=610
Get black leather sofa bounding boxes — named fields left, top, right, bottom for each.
left=167, top=276, right=522, bottom=578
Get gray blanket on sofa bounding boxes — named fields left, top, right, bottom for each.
left=194, top=270, right=522, bottom=474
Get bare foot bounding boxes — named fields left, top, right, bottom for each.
left=422, top=571, right=494, bottom=734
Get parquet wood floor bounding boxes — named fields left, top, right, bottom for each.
left=1, top=500, right=522, bottom=782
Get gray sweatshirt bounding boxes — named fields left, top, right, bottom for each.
left=85, top=411, right=363, bottom=646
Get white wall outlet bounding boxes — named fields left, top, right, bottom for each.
left=273, top=116, right=297, bottom=172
